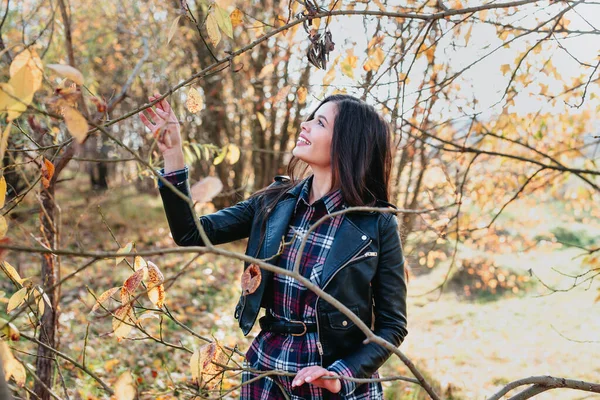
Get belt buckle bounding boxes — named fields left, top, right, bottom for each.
left=290, top=320, right=307, bottom=336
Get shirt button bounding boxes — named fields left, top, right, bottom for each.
left=361, top=235, right=367, bottom=240
left=342, top=320, right=348, bottom=326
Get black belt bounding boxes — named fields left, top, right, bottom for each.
left=259, top=316, right=317, bottom=336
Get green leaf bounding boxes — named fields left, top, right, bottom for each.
left=213, top=5, right=233, bottom=39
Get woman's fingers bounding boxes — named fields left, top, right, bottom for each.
left=139, top=112, right=154, bottom=130
left=292, top=366, right=322, bottom=387
left=144, top=107, right=161, bottom=123
left=305, top=368, right=328, bottom=382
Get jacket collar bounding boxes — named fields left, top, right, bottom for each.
left=263, top=176, right=375, bottom=287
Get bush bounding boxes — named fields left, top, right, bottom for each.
left=447, top=257, right=533, bottom=300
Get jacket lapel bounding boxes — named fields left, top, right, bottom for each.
left=262, top=179, right=305, bottom=260
left=261, top=178, right=372, bottom=287
left=320, top=215, right=370, bottom=287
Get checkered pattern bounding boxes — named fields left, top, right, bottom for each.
left=242, top=176, right=383, bottom=399
left=156, top=166, right=188, bottom=189
left=157, top=169, right=383, bottom=398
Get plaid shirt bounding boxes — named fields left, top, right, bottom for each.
left=159, top=169, right=383, bottom=399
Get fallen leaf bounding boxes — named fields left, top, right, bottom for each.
left=114, top=370, right=136, bottom=400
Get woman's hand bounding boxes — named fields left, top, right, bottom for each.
left=139, top=93, right=182, bottom=154
left=292, top=366, right=341, bottom=394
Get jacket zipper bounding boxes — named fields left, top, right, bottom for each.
left=315, top=239, right=373, bottom=363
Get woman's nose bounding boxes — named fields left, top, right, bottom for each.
left=300, top=121, right=309, bottom=131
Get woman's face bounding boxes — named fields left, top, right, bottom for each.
left=292, top=101, right=338, bottom=169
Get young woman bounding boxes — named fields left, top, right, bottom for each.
left=140, top=93, right=408, bottom=399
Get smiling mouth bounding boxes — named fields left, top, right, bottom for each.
left=298, top=137, right=311, bottom=145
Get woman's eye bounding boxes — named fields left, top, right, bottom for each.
left=318, top=120, right=324, bottom=127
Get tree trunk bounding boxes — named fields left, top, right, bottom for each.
left=33, top=185, right=60, bottom=400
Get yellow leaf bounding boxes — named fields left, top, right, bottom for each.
left=340, top=50, right=358, bottom=79
left=0, top=124, right=11, bottom=163
left=147, top=284, right=165, bottom=308
left=186, top=87, right=204, bottom=113
left=190, top=348, right=200, bottom=382
left=363, top=47, right=385, bottom=72
left=323, top=66, right=337, bottom=86
left=146, top=261, right=165, bottom=307
left=191, top=342, right=227, bottom=388
left=256, top=112, right=267, bottom=130
left=146, top=261, right=164, bottom=285
left=0, top=216, right=7, bottom=239
left=372, top=0, right=386, bottom=12
left=424, top=47, right=435, bottom=64
left=297, top=86, right=307, bottom=104
left=167, top=15, right=182, bottom=44
left=464, top=23, right=473, bottom=46
left=0, top=84, right=19, bottom=121
left=112, top=305, right=134, bottom=340
left=0, top=176, right=5, bottom=208
left=10, top=49, right=43, bottom=92
left=213, top=4, right=233, bottom=39
left=104, top=358, right=120, bottom=373
left=62, top=106, right=89, bottom=143
left=46, top=64, right=84, bottom=85
left=500, top=64, right=511, bottom=75
left=7, top=65, right=35, bottom=120
left=479, top=9, right=488, bottom=20
left=10, top=358, right=26, bottom=386
left=114, top=370, right=136, bottom=400
left=230, top=9, right=243, bottom=27
left=115, top=242, right=133, bottom=266
left=206, top=12, right=221, bottom=47
left=2, top=262, right=23, bottom=286
left=90, top=287, right=120, bottom=314
left=226, top=144, right=240, bottom=164
left=0, top=317, right=20, bottom=341
left=258, top=63, right=275, bottom=79
left=7, top=287, right=27, bottom=313
left=134, top=256, right=147, bottom=273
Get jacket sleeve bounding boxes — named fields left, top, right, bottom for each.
left=328, top=214, right=408, bottom=380
left=158, top=169, right=258, bottom=246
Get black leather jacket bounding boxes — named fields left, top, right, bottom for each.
left=159, top=175, right=408, bottom=379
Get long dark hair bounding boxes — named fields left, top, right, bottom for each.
left=252, top=94, right=393, bottom=219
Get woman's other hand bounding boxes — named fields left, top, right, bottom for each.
left=291, top=366, right=341, bottom=394
left=139, top=93, right=182, bottom=154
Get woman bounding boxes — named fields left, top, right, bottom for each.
left=140, top=93, right=408, bottom=399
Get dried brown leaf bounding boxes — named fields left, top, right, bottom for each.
left=241, top=264, right=261, bottom=295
